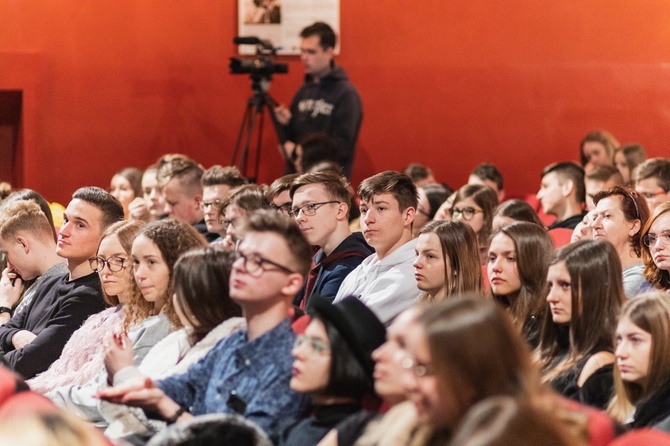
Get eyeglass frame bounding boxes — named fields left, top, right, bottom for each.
left=293, top=334, right=331, bottom=357
left=89, top=256, right=128, bottom=273
left=288, top=201, right=340, bottom=219
left=198, top=199, right=225, bottom=211
left=233, top=251, right=295, bottom=277
left=270, top=202, right=293, bottom=215
left=450, top=206, right=483, bottom=221
left=643, top=232, right=670, bottom=248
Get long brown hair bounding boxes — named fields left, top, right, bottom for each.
left=538, top=240, right=624, bottom=380
left=123, top=219, right=207, bottom=331
left=608, top=292, right=670, bottom=422
left=452, top=184, right=498, bottom=246
left=418, top=220, right=482, bottom=302
left=640, top=201, right=670, bottom=290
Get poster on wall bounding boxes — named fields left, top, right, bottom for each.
left=237, top=0, right=340, bottom=55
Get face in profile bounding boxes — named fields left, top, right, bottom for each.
left=487, top=233, right=521, bottom=297
left=592, top=196, right=638, bottom=255
left=546, top=260, right=572, bottom=325
left=615, top=316, right=651, bottom=386
left=571, top=212, right=594, bottom=243
left=131, top=234, right=170, bottom=311
left=290, top=318, right=331, bottom=397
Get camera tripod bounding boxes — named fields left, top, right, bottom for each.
left=230, top=75, right=288, bottom=182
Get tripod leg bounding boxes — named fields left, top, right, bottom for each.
left=231, top=103, right=254, bottom=167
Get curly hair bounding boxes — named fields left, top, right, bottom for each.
left=123, top=219, right=207, bottom=331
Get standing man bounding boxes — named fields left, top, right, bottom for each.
left=275, top=22, right=363, bottom=179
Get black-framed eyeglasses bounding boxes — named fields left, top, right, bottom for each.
left=293, top=334, right=331, bottom=358
left=220, top=217, right=240, bottom=229
left=198, top=199, right=224, bottom=211
left=270, top=202, right=293, bottom=215
left=450, top=207, right=482, bottom=221
left=89, top=256, right=127, bottom=273
left=289, top=201, right=340, bottom=218
left=233, top=251, right=295, bottom=277
left=401, top=357, right=434, bottom=377
left=644, top=232, right=670, bottom=248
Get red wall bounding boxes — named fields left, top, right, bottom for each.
left=2, top=1, right=670, bottom=204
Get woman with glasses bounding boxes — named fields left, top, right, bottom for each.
left=216, top=184, right=270, bottom=251
left=450, top=184, right=498, bottom=264
left=538, top=240, right=624, bottom=410
left=401, top=298, right=542, bottom=444
left=640, top=202, right=670, bottom=292
left=608, top=292, right=670, bottom=431
left=592, top=186, right=650, bottom=297
left=413, top=184, right=451, bottom=234
left=487, top=222, right=554, bottom=347
left=27, top=220, right=145, bottom=394
left=277, top=296, right=386, bottom=446
left=100, top=247, right=245, bottom=439
left=45, top=219, right=207, bottom=425
left=414, top=220, right=482, bottom=303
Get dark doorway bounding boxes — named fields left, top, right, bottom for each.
left=0, top=91, right=22, bottom=187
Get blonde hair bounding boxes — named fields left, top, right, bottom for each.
left=0, top=200, right=54, bottom=243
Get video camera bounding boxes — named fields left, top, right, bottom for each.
left=230, top=36, right=288, bottom=78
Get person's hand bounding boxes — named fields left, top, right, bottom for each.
left=0, top=268, right=23, bottom=309
left=98, top=376, right=182, bottom=419
left=12, top=330, right=36, bottom=349
left=104, top=331, right=135, bottom=379
left=274, top=105, right=291, bottom=126
left=128, top=197, right=151, bottom=221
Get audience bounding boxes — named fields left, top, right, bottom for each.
left=468, top=162, right=505, bottom=203
left=109, top=167, right=143, bottom=220
left=450, top=184, right=498, bottom=264
left=218, top=184, right=270, bottom=250
left=200, top=165, right=248, bottom=242
left=492, top=199, right=543, bottom=231
left=579, top=129, right=619, bottom=173
left=537, top=162, right=587, bottom=230
left=640, top=201, right=670, bottom=292
left=615, top=144, right=647, bottom=186
left=414, top=183, right=451, bottom=234
left=633, top=157, right=670, bottom=213
left=584, top=165, right=623, bottom=211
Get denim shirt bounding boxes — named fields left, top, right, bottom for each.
left=157, top=318, right=307, bottom=440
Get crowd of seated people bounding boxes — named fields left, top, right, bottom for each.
left=2, top=128, right=670, bottom=445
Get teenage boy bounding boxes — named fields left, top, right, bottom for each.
left=289, top=171, right=373, bottom=309
left=584, top=164, right=623, bottom=211
left=334, top=171, right=421, bottom=324
left=536, top=162, right=587, bottom=230
left=0, top=187, right=124, bottom=379
left=633, top=158, right=670, bottom=212
left=0, top=200, right=67, bottom=325
left=200, top=165, right=248, bottom=241
left=99, top=210, right=311, bottom=443
left=468, top=162, right=505, bottom=203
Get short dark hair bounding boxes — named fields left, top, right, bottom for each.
left=593, top=186, right=649, bottom=257
left=494, top=199, right=543, bottom=227
left=358, top=171, right=418, bottom=212
left=420, top=183, right=451, bottom=219
left=541, top=162, right=586, bottom=204
left=315, top=314, right=371, bottom=399
left=633, top=158, right=670, bottom=192
left=266, top=174, right=300, bottom=202
left=297, top=132, right=338, bottom=172
left=172, top=247, right=242, bottom=343
left=218, top=184, right=270, bottom=219
left=239, top=210, right=311, bottom=278
left=72, top=187, right=124, bottom=231
left=201, top=165, right=249, bottom=188
left=300, top=22, right=336, bottom=50
left=585, top=164, right=623, bottom=184
left=402, top=163, right=433, bottom=184
left=471, top=163, right=504, bottom=191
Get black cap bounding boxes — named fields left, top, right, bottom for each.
left=310, top=295, right=386, bottom=382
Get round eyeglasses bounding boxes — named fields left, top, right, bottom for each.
left=288, top=201, right=340, bottom=219
left=198, top=199, right=224, bottom=211
left=644, top=233, right=670, bottom=248
left=450, top=207, right=482, bottom=221
left=233, top=251, right=295, bottom=277
left=89, top=256, right=127, bottom=273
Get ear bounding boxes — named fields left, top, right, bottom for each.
left=325, top=46, right=335, bottom=60
left=193, top=194, right=203, bottom=211
left=404, top=207, right=416, bottom=227
left=628, top=219, right=641, bottom=238
left=282, top=273, right=305, bottom=297
left=335, top=201, right=349, bottom=222
left=15, top=236, right=29, bottom=254
left=561, top=179, right=575, bottom=198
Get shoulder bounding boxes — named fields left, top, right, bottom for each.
left=578, top=351, right=614, bottom=387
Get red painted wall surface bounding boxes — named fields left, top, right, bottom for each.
left=1, top=2, right=670, bottom=204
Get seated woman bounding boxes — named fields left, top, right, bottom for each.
left=46, top=219, right=207, bottom=424
left=413, top=220, right=482, bottom=303
left=27, top=220, right=144, bottom=394
left=402, top=298, right=541, bottom=444
left=491, top=199, right=544, bottom=231
left=608, top=292, right=670, bottom=431
left=450, top=184, right=498, bottom=264
left=218, top=184, right=270, bottom=250
left=278, top=296, right=386, bottom=446
left=592, top=186, right=650, bottom=297
left=570, top=211, right=595, bottom=243
left=538, top=240, right=624, bottom=410
left=487, top=222, right=554, bottom=346
left=101, top=246, right=245, bottom=439
left=413, top=184, right=451, bottom=234
left=109, top=167, right=143, bottom=220
left=640, top=201, right=670, bottom=292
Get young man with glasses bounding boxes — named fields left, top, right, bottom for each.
left=289, top=171, right=373, bottom=310
left=200, top=165, right=248, bottom=243
left=334, top=171, right=422, bottom=324
left=0, top=187, right=123, bottom=378
left=99, top=210, right=312, bottom=443
left=634, top=158, right=670, bottom=212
